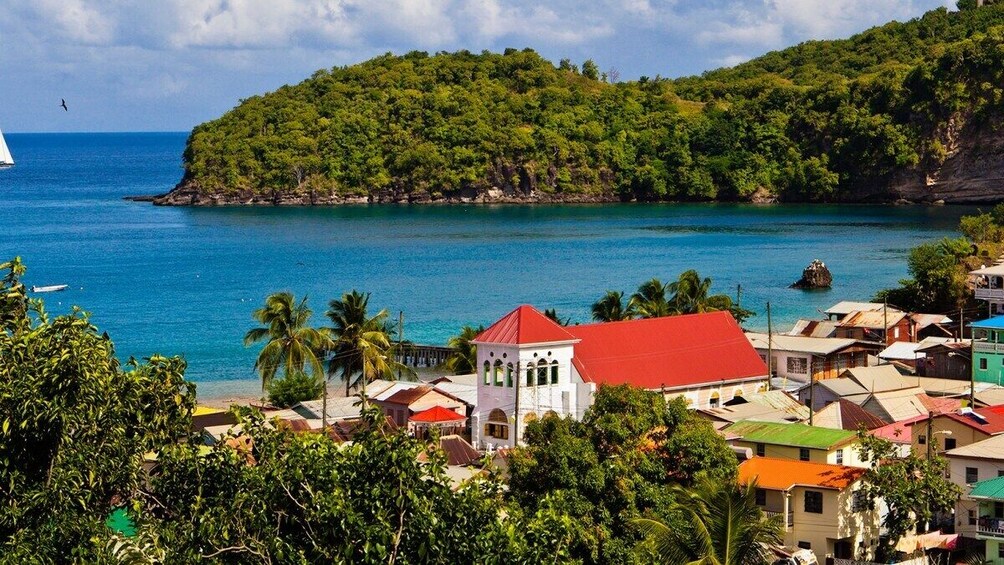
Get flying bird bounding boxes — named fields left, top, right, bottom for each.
left=60, top=99, right=67, bottom=112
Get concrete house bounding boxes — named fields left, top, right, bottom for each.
left=471, top=305, right=769, bottom=449
left=740, top=457, right=880, bottom=562
left=946, top=434, right=1004, bottom=543
left=725, top=420, right=868, bottom=468
left=913, top=406, right=1004, bottom=459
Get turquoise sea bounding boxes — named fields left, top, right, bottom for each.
left=0, top=132, right=979, bottom=394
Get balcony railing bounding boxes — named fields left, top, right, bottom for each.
left=764, top=509, right=794, bottom=528
left=976, top=288, right=1004, bottom=301
left=974, top=341, right=1004, bottom=354
left=978, top=517, right=1004, bottom=538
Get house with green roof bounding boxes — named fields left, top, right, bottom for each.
left=725, top=420, right=868, bottom=468
left=966, top=475, right=1004, bottom=562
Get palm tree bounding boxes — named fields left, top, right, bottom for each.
left=444, top=325, right=484, bottom=375
left=668, top=269, right=734, bottom=315
left=631, top=278, right=672, bottom=318
left=243, top=292, right=330, bottom=392
left=326, top=290, right=411, bottom=398
left=634, top=478, right=783, bottom=565
left=591, top=290, right=635, bottom=322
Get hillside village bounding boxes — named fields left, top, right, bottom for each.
left=184, top=261, right=1004, bottom=565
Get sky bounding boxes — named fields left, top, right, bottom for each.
left=1, top=0, right=955, bottom=133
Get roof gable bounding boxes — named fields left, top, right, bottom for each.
left=726, top=420, right=858, bottom=450
left=474, top=305, right=579, bottom=345
left=566, top=311, right=767, bottom=390
left=739, top=457, right=866, bottom=491
left=814, top=399, right=888, bottom=431
left=841, top=365, right=911, bottom=392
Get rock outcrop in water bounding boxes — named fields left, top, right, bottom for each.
left=791, top=260, right=832, bottom=289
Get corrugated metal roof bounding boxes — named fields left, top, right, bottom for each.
left=969, top=475, right=1004, bottom=499
left=474, top=305, right=579, bottom=345
left=788, top=319, right=838, bottom=338
left=971, top=265, right=1004, bottom=276
left=838, top=310, right=907, bottom=329
left=726, top=420, right=858, bottom=450
left=746, top=332, right=858, bottom=355
left=814, top=399, right=888, bottom=430
left=739, top=457, right=866, bottom=490
left=825, top=302, right=889, bottom=316
left=947, top=433, right=1004, bottom=460
left=411, top=405, right=465, bottom=423
left=567, top=310, right=768, bottom=390
left=971, top=316, right=1004, bottom=329
left=841, top=365, right=912, bottom=393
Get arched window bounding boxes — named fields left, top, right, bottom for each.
left=524, top=412, right=537, bottom=423
left=537, top=359, right=548, bottom=386
left=732, top=388, right=744, bottom=401
left=709, top=391, right=721, bottom=408
left=483, top=360, right=490, bottom=385
left=550, top=360, right=559, bottom=384
left=543, top=410, right=559, bottom=420
left=485, top=408, right=509, bottom=440
left=757, top=383, right=768, bottom=393
left=493, top=360, right=504, bottom=386
left=526, top=365, right=535, bottom=387
left=506, top=363, right=514, bottom=387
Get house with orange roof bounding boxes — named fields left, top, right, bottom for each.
left=471, top=305, right=769, bottom=448
left=739, top=457, right=880, bottom=562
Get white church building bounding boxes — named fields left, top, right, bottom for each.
left=471, top=305, right=769, bottom=450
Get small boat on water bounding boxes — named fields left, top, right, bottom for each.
left=31, top=284, right=69, bottom=293
left=0, top=127, right=13, bottom=169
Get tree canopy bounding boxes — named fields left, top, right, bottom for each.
left=176, top=5, right=1004, bottom=205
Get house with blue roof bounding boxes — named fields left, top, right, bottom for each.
left=971, top=316, right=1004, bottom=385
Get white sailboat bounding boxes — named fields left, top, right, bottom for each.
left=0, top=127, right=13, bottom=168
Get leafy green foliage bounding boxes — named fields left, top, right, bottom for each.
left=444, top=324, right=484, bottom=375
left=856, top=431, right=962, bottom=561
left=143, top=405, right=576, bottom=563
left=876, top=236, right=972, bottom=312
left=633, top=478, right=783, bottom=565
left=594, top=270, right=752, bottom=325
left=0, top=258, right=195, bottom=561
left=244, top=292, right=331, bottom=391
left=325, top=290, right=412, bottom=396
left=507, top=386, right=738, bottom=564
left=180, top=6, right=1004, bottom=204
left=266, top=370, right=324, bottom=408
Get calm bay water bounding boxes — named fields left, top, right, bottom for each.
left=0, top=133, right=978, bottom=394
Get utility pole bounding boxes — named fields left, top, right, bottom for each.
left=926, top=411, right=934, bottom=460
left=959, top=307, right=964, bottom=341
left=809, top=360, right=815, bottom=425
left=883, top=299, right=889, bottom=348
left=766, top=301, right=773, bottom=377
left=398, top=310, right=404, bottom=380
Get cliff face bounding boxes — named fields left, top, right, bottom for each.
left=890, top=119, right=1004, bottom=203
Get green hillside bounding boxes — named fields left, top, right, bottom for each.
left=170, top=3, right=1004, bottom=205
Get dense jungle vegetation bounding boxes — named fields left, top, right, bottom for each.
left=177, top=3, right=1004, bottom=204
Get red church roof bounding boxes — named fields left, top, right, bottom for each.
left=411, top=405, right=466, bottom=423
left=473, top=305, right=579, bottom=345
left=566, top=310, right=768, bottom=390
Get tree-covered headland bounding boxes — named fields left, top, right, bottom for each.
left=166, top=2, right=1004, bottom=205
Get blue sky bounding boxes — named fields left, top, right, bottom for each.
left=1, top=0, right=953, bottom=133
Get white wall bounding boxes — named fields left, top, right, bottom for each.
left=472, top=341, right=577, bottom=450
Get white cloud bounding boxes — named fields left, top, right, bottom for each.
left=0, top=0, right=953, bottom=131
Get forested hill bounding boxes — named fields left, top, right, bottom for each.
left=158, top=2, right=1004, bottom=206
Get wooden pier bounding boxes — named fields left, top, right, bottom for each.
left=394, top=343, right=454, bottom=368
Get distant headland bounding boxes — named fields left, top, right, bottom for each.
left=149, top=3, right=1004, bottom=207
